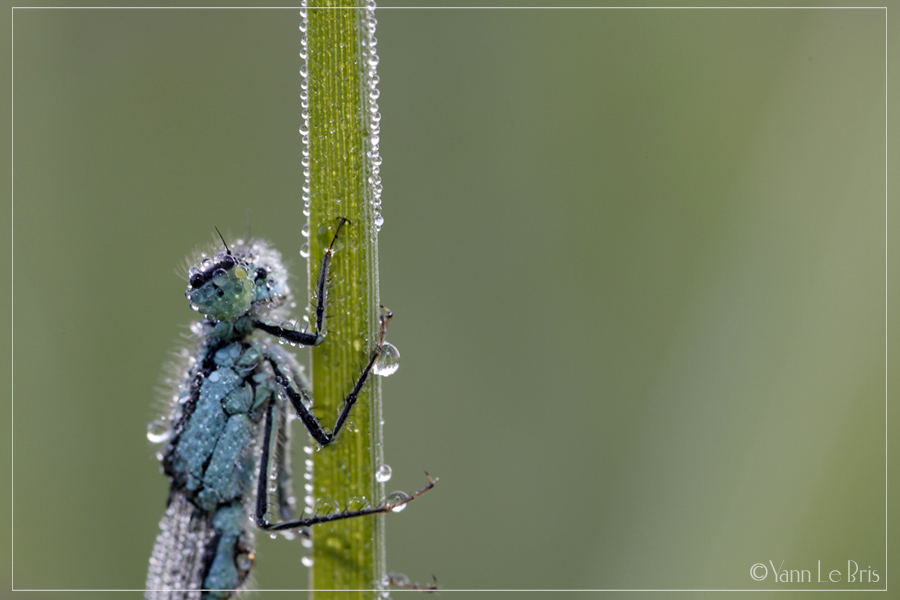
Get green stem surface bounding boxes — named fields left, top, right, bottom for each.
left=304, top=2, right=384, bottom=598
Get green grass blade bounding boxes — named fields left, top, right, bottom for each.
left=302, top=2, right=386, bottom=597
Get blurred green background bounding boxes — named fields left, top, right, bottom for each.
left=4, top=2, right=894, bottom=599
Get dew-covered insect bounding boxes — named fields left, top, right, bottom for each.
left=145, top=219, right=433, bottom=599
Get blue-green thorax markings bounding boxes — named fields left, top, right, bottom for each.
left=146, top=220, right=434, bottom=599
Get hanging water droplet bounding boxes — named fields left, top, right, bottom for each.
left=386, top=491, right=409, bottom=512
left=375, top=464, right=392, bottom=483
left=146, top=419, right=171, bottom=444
left=345, top=496, right=370, bottom=512
left=313, top=496, right=340, bottom=516
left=301, top=556, right=313, bottom=568
left=373, top=342, right=400, bottom=376
left=300, top=243, right=310, bottom=258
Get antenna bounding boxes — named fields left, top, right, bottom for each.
left=214, top=226, right=231, bottom=255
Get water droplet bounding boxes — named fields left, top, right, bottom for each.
left=374, top=214, right=384, bottom=228
left=301, top=556, right=313, bottom=568
left=375, top=464, right=392, bottom=483
left=313, top=496, right=340, bottom=516
left=300, top=243, right=310, bottom=259
left=386, top=491, right=409, bottom=512
left=373, top=342, right=400, bottom=376
left=146, top=419, right=171, bottom=443
left=301, top=222, right=310, bottom=238
left=236, top=553, right=253, bottom=571
left=345, top=496, right=370, bottom=512
left=317, top=223, right=345, bottom=252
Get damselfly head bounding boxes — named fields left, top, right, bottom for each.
left=185, top=239, right=290, bottom=322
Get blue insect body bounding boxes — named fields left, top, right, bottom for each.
left=145, top=224, right=432, bottom=599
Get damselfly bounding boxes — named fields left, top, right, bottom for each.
left=145, top=219, right=433, bottom=599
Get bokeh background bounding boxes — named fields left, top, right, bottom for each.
left=4, top=2, right=895, bottom=599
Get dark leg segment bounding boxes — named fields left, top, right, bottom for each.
left=255, top=401, right=277, bottom=530
left=254, top=395, right=435, bottom=531
left=331, top=307, right=392, bottom=440
left=269, top=307, right=393, bottom=448
left=269, top=360, right=329, bottom=447
left=272, top=392, right=296, bottom=521
left=252, top=321, right=322, bottom=346
left=314, top=217, right=348, bottom=335
left=251, top=217, right=348, bottom=346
